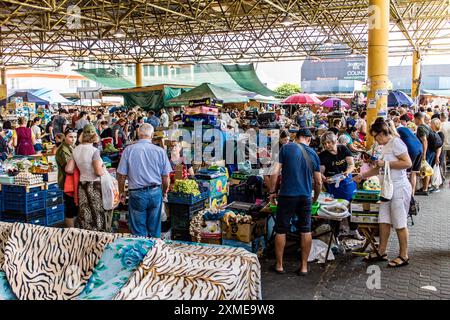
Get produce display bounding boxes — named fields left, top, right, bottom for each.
left=14, top=171, right=43, bottom=185
left=363, top=176, right=381, bottom=191
left=190, top=211, right=206, bottom=243
left=222, top=211, right=252, bottom=226
left=318, top=203, right=350, bottom=219
left=172, top=179, right=201, bottom=196
left=103, top=143, right=118, bottom=153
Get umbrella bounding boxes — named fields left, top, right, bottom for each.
left=283, top=93, right=322, bottom=105
left=388, top=90, right=414, bottom=108
left=321, top=97, right=350, bottom=109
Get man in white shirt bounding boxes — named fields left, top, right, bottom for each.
left=440, top=112, right=450, bottom=173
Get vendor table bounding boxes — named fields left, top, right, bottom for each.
left=352, top=223, right=380, bottom=258
left=262, top=201, right=348, bottom=265
left=312, top=214, right=349, bottom=265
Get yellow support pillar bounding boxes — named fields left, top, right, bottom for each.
left=0, top=67, right=7, bottom=106
left=366, top=0, right=390, bottom=147
left=411, top=50, right=421, bottom=101
left=135, top=62, right=143, bottom=87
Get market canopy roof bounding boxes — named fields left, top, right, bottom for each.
left=102, top=84, right=194, bottom=110
left=166, top=83, right=250, bottom=106
left=78, top=63, right=275, bottom=97
left=31, top=88, right=73, bottom=105
left=8, top=91, right=49, bottom=106
left=0, top=1, right=448, bottom=67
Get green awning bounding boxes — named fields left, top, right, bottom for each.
left=102, top=85, right=192, bottom=110
left=223, top=64, right=277, bottom=97
left=75, top=68, right=134, bottom=88
left=166, top=83, right=249, bottom=106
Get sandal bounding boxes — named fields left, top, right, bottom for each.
left=363, top=252, right=388, bottom=262
left=387, top=256, right=409, bottom=268
left=295, top=267, right=309, bottom=276
left=270, top=264, right=286, bottom=274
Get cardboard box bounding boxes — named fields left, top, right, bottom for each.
left=197, top=175, right=228, bottom=198
left=221, top=218, right=266, bottom=243
left=206, top=194, right=228, bottom=210
left=350, top=214, right=379, bottom=224
left=351, top=202, right=380, bottom=214
left=191, top=234, right=222, bottom=245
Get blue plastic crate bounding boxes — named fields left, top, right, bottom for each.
left=46, top=204, right=64, bottom=216
left=1, top=210, right=46, bottom=226
left=46, top=183, right=60, bottom=191
left=167, top=186, right=209, bottom=205
left=2, top=185, right=43, bottom=194
left=46, top=206, right=65, bottom=226
left=4, top=190, right=46, bottom=204
left=3, top=197, right=46, bottom=214
left=46, top=189, right=63, bottom=198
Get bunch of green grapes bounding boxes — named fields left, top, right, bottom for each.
left=173, top=179, right=200, bottom=196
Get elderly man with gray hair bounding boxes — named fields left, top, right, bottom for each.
left=117, top=123, right=172, bottom=237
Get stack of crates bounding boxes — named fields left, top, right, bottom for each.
left=168, top=200, right=205, bottom=241
left=0, top=184, right=47, bottom=225
left=45, top=183, right=65, bottom=226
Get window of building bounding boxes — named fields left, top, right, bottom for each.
left=127, top=65, right=133, bottom=76
left=143, top=65, right=149, bottom=77
left=69, top=80, right=78, bottom=88
left=149, top=65, right=156, bottom=77
left=81, top=80, right=90, bottom=88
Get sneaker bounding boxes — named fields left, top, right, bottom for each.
left=348, top=229, right=365, bottom=241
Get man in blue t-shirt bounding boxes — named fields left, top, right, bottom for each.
left=268, top=129, right=322, bottom=276
left=394, top=117, right=423, bottom=196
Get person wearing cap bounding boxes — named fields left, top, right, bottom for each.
left=117, top=123, right=172, bottom=238
left=65, top=124, right=112, bottom=232
left=268, top=128, right=322, bottom=276
left=319, top=131, right=363, bottom=240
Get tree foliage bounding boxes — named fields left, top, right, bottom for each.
left=274, top=83, right=301, bottom=99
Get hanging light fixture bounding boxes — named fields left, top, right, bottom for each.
left=70, top=61, right=76, bottom=68
left=279, top=14, right=294, bottom=27
left=113, top=27, right=126, bottom=38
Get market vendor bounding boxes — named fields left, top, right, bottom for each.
left=319, top=131, right=364, bottom=240
left=319, top=131, right=357, bottom=200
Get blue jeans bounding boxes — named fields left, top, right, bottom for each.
left=128, top=188, right=162, bottom=238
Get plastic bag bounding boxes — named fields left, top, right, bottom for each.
left=308, top=239, right=335, bottom=263
left=380, top=161, right=393, bottom=201
left=101, top=172, right=120, bottom=210
left=420, top=160, right=433, bottom=177
left=431, top=164, right=443, bottom=187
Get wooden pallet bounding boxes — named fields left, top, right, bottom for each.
left=0, top=183, right=46, bottom=193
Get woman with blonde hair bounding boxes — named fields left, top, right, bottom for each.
left=431, top=118, right=445, bottom=189
left=65, top=124, right=112, bottom=232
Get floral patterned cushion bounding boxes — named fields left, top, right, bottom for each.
left=77, top=238, right=154, bottom=300
left=0, top=271, right=16, bottom=300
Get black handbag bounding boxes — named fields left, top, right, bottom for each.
left=409, top=196, right=419, bottom=216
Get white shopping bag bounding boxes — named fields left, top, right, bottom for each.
left=431, top=164, right=443, bottom=188
left=101, top=172, right=120, bottom=210
left=380, top=161, right=393, bottom=201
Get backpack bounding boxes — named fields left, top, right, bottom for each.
left=428, top=130, right=443, bottom=151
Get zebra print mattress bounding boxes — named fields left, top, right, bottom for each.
left=114, top=240, right=262, bottom=300
left=0, top=222, right=262, bottom=300
left=0, top=222, right=13, bottom=271
left=3, top=223, right=122, bottom=300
